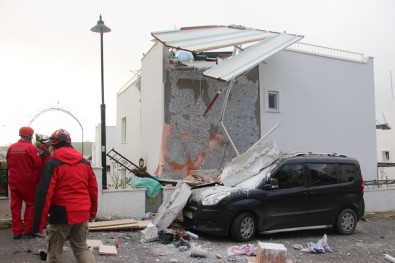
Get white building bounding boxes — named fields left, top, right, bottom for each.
left=376, top=100, right=395, bottom=180
left=115, top=25, right=377, bottom=181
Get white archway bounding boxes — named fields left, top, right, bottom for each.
left=28, top=107, right=84, bottom=155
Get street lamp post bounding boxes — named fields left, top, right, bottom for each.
left=91, top=15, right=111, bottom=189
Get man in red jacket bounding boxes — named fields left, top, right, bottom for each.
left=33, top=129, right=98, bottom=262
left=6, top=126, right=43, bottom=239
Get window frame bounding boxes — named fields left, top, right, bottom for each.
left=266, top=90, right=279, bottom=112
left=121, top=116, right=127, bottom=143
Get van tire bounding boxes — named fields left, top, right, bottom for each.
left=336, top=208, right=357, bottom=235
left=230, top=212, right=256, bottom=242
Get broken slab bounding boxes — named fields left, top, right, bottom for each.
left=98, top=245, right=118, bottom=256
left=219, top=141, right=280, bottom=187
left=86, top=239, right=103, bottom=249
left=152, top=181, right=191, bottom=231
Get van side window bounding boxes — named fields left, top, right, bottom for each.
left=309, top=163, right=338, bottom=186
left=272, top=164, right=304, bottom=189
left=339, top=163, right=358, bottom=183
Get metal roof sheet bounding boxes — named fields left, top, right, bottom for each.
left=151, top=26, right=276, bottom=52
left=203, top=33, right=303, bottom=82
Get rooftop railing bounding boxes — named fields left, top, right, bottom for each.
left=287, top=42, right=367, bottom=63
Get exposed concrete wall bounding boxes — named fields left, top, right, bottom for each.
left=160, top=65, right=260, bottom=179
left=259, top=50, right=377, bottom=181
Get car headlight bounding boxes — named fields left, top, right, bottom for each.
left=201, top=192, right=231, bottom=206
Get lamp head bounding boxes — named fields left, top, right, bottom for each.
left=139, top=157, right=145, bottom=168
left=91, top=14, right=111, bottom=33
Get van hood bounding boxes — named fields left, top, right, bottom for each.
left=190, top=184, right=248, bottom=203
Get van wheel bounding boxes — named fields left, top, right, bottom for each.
left=336, top=208, right=357, bottom=235
left=230, top=212, right=256, bottom=242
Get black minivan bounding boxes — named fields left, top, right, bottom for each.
left=183, top=153, right=365, bottom=241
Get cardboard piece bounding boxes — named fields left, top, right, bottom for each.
left=255, top=242, right=287, bottom=263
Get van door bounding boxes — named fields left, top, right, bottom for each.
left=306, top=162, right=340, bottom=225
left=262, top=163, right=309, bottom=230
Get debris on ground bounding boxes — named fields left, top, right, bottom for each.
left=304, top=234, right=333, bottom=253
left=292, top=244, right=303, bottom=250
left=140, top=223, right=159, bottom=243
left=190, top=244, right=208, bottom=257
left=185, top=230, right=198, bottom=240
left=98, top=245, right=118, bottom=255
left=227, top=244, right=256, bottom=256
left=385, top=253, right=395, bottom=263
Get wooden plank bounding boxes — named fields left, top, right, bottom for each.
left=98, top=245, right=118, bottom=255
left=89, top=223, right=139, bottom=231
left=131, top=220, right=151, bottom=229
left=89, top=220, right=152, bottom=231
left=88, top=219, right=137, bottom=229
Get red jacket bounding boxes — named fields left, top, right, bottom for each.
left=6, top=139, right=42, bottom=193
left=33, top=146, right=98, bottom=232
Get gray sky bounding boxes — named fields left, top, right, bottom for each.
left=1, top=0, right=394, bottom=146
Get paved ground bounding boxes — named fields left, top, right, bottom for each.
left=0, top=213, right=394, bottom=263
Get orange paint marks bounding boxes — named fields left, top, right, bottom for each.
left=169, top=152, right=207, bottom=177
left=157, top=123, right=171, bottom=176
left=180, top=133, right=189, bottom=139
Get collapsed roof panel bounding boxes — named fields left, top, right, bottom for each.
left=152, top=25, right=303, bottom=82
left=151, top=26, right=276, bottom=52
left=203, top=33, right=303, bottom=82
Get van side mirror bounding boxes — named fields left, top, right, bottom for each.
left=270, top=178, right=279, bottom=189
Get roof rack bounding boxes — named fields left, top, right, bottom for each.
left=292, top=152, right=347, bottom=157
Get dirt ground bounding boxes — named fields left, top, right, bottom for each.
left=0, top=213, right=394, bottom=263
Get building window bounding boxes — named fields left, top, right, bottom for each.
left=267, top=91, right=279, bottom=112
left=382, top=151, right=390, bottom=162
left=121, top=117, right=127, bottom=143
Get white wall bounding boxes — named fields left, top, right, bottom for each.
left=140, top=43, right=164, bottom=175
left=259, top=50, right=377, bottom=180
left=115, top=77, right=142, bottom=164
left=365, top=188, right=395, bottom=213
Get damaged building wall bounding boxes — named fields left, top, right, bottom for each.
left=159, top=62, right=261, bottom=179
left=258, top=49, right=377, bottom=180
